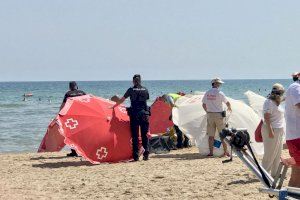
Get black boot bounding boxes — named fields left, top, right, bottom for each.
left=67, top=149, right=78, bottom=157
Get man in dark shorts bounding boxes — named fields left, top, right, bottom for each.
left=113, top=74, right=150, bottom=161
left=60, top=81, right=86, bottom=157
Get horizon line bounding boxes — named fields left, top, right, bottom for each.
left=0, top=78, right=291, bottom=83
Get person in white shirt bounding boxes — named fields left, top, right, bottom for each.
left=292, top=72, right=299, bottom=82
left=261, top=83, right=285, bottom=178
left=202, top=78, right=232, bottom=157
left=285, top=73, right=300, bottom=187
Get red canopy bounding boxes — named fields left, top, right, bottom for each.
left=38, top=95, right=133, bottom=163
left=38, top=117, right=65, bottom=152
left=149, top=98, right=174, bottom=135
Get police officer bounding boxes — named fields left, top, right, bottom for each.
left=113, top=74, right=150, bottom=161
left=60, top=81, right=86, bottom=157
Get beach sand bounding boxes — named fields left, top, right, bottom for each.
left=0, top=147, right=291, bottom=200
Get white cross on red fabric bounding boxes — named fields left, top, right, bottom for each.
left=65, top=118, right=79, bottom=130
left=96, top=147, right=108, bottom=160
left=118, top=107, right=127, bottom=114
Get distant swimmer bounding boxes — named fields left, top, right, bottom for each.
left=60, top=81, right=86, bottom=157
left=22, top=93, right=32, bottom=101
left=292, top=72, right=299, bottom=82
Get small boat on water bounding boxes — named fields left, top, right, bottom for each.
left=23, top=93, right=33, bottom=97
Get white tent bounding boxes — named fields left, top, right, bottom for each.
left=244, top=90, right=266, bottom=119
left=172, top=94, right=264, bottom=156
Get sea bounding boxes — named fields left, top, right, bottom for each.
left=0, top=79, right=292, bottom=153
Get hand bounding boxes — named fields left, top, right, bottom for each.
left=227, top=107, right=232, bottom=112
left=269, top=131, right=274, bottom=138
left=109, top=105, right=115, bottom=109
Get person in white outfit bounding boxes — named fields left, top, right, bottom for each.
left=285, top=74, right=300, bottom=187
left=261, top=83, right=285, bottom=178
left=202, top=78, right=232, bottom=157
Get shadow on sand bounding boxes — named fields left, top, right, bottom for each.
left=151, top=153, right=210, bottom=160
left=32, top=160, right=95, bottom=169
left=30, top=156, right=68, bottom=161
left=227, top=178, right=260, bottom=185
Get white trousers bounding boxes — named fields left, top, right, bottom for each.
left=261, top=124, right=284, bottom=178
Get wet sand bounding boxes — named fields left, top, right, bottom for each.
left=0, top=147, right=291, bottom=200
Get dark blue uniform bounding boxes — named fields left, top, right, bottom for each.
left=63, top=89, right=86, bottom=156
left=124, top=85, right=150, bottom=160
left=63, top=90, right=86, bottom=103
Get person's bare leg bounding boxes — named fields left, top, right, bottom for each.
left=208, top=136, right=214, bottom=155
left=289, top=166, right=300, bottom=187
left=221, top=139, right=229, bottom=156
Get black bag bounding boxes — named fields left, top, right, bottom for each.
left=149, top=135, right=176, bottom=154
left=221, top=111, right=226, bottom=118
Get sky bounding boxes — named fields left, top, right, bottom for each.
left=0, top=1, right=300, bottom=81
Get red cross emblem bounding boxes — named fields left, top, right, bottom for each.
left=96, top=147, right=108, bottom=160
left=65, top=118, right=79, bottom=130
left=118, top=107, right=127, bottom=114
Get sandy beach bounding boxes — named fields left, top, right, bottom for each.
left=0, top=147, right=291, bottom=200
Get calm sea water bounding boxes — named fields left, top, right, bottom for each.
left=0, top=79, right=292, bottom=153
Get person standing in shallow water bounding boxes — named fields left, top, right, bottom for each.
left=113, top=74, right=151, bottom=161
left=60, top=81, right=86, bottom=157
left=202, top=78, right=232, bottom=157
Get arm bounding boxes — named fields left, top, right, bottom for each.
left=60, top=94, right=68, bottom=111
left=226, top=101, right=232, bottom=112
left=264, top=112, right=274, bottom=138
left=59, top=102, right=65, bottom=111
left=113, top=97, right=126, bottom=108
left=113, top=88, right=130, bottom=108
left=202, top=103, right=207, bottom=112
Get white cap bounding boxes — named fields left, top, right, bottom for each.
left=291, top=72, right=299, bottom=77
left=211, top=78, right=224, bottom=84
left=272, top=83, right=285, bottom=92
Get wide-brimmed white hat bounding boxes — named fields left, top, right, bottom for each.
left=211, top=78, right=224, bottom=84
